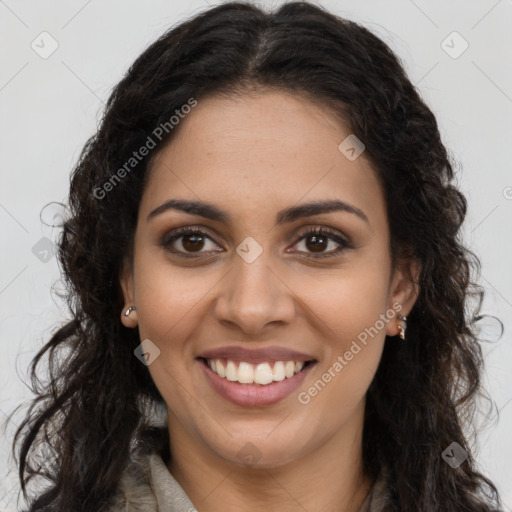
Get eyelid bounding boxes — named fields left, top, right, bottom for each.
left=293, top=226, right=351, bottom=246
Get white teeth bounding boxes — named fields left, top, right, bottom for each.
left=254, top=363, right=273, bottom=385
left=237, top=362, right=254, bottom=384
left=272, top=361, right=285, bottom=381
left=215, top=359, right=225, bottom=378
left=225, top=360, right=237, bottom=381
left=205, top=358, right=309, bottom=385
left=284, top=361, right=295, bottom=378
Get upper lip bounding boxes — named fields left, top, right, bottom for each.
left=198, top=346, right=316, bottom=364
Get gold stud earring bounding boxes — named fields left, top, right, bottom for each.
left=397, top=315, right=407, bottom=340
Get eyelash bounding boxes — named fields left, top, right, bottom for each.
left=159, top=226, right=352, bottom=259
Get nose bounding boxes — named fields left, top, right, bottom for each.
left=213, top=253, right=296, bottom=335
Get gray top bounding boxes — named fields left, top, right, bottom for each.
left=112, top=451, right=390, bottom=511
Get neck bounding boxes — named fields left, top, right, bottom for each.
left=167, top=402, right=374, bottom=512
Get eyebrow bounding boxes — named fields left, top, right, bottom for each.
left=147, top=198, right=369, bottom=226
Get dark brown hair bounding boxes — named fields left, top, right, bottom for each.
left=10, top=2, right=504, bottom=510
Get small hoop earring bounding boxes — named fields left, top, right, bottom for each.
left=124, top=306, right=136, bottom=317
left=397, top=314, right=407, bottom=340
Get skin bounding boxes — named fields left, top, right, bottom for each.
left=120, top=90, right=420, bottom=512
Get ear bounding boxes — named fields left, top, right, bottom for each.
left=385, top=258, right=421, bottom=337
left=120, top=256, right=137, bottom=328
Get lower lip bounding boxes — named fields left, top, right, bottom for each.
left=198, top=358, right=316, bottom=407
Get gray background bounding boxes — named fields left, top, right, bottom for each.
left=1, top=0, right=511, bottom=510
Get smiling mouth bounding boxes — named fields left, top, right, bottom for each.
left=199, top=357, right=316, bottom=386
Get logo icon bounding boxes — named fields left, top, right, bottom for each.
left=31, top=31, right=59, bottom=59
left=338, top=134, right=365, bottom=161
left=236, top=236, right=263, bottom=263
left=31, top=237, right=56, bottom=263
left=134, top=339, right=161, bottom=366
left=441, top=32, right=469, bottom=59
left=442, top=441, right=468, bottom=468
left=236, top=442, right=263, bottom=465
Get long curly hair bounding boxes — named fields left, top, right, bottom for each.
left=10, top=2, right=504, bottom=511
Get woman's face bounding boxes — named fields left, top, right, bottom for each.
left=121, top=91, right=418, bottom=469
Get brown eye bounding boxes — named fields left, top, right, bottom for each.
left=161, top=228, right=221, bottom=257
left=304, top=233, right=329, bottom=252
left=181, top=233, right=206, bottom=252
left=292, top=227, right=351, bottom=258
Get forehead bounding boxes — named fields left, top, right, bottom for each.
left=141, top=91, right=385, bottom=229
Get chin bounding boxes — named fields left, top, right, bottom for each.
left=209, top=434, right=308, bottom=470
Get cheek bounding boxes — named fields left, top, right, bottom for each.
left=131, top=257, right=209, bottom=410
left=314, top=345, right=382, bottom=420
left=297, top=259, right=391, bottom=343
left=133, top=249, right=218, bottom=342
left=301, top=277, right=387, bottom=419
left=295, top=252, right=390, bottom=404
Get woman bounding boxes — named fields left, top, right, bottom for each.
left=12, top=2, right=504, bottom=511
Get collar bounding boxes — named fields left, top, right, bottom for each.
left=112, top=449, right=390, bottom=512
